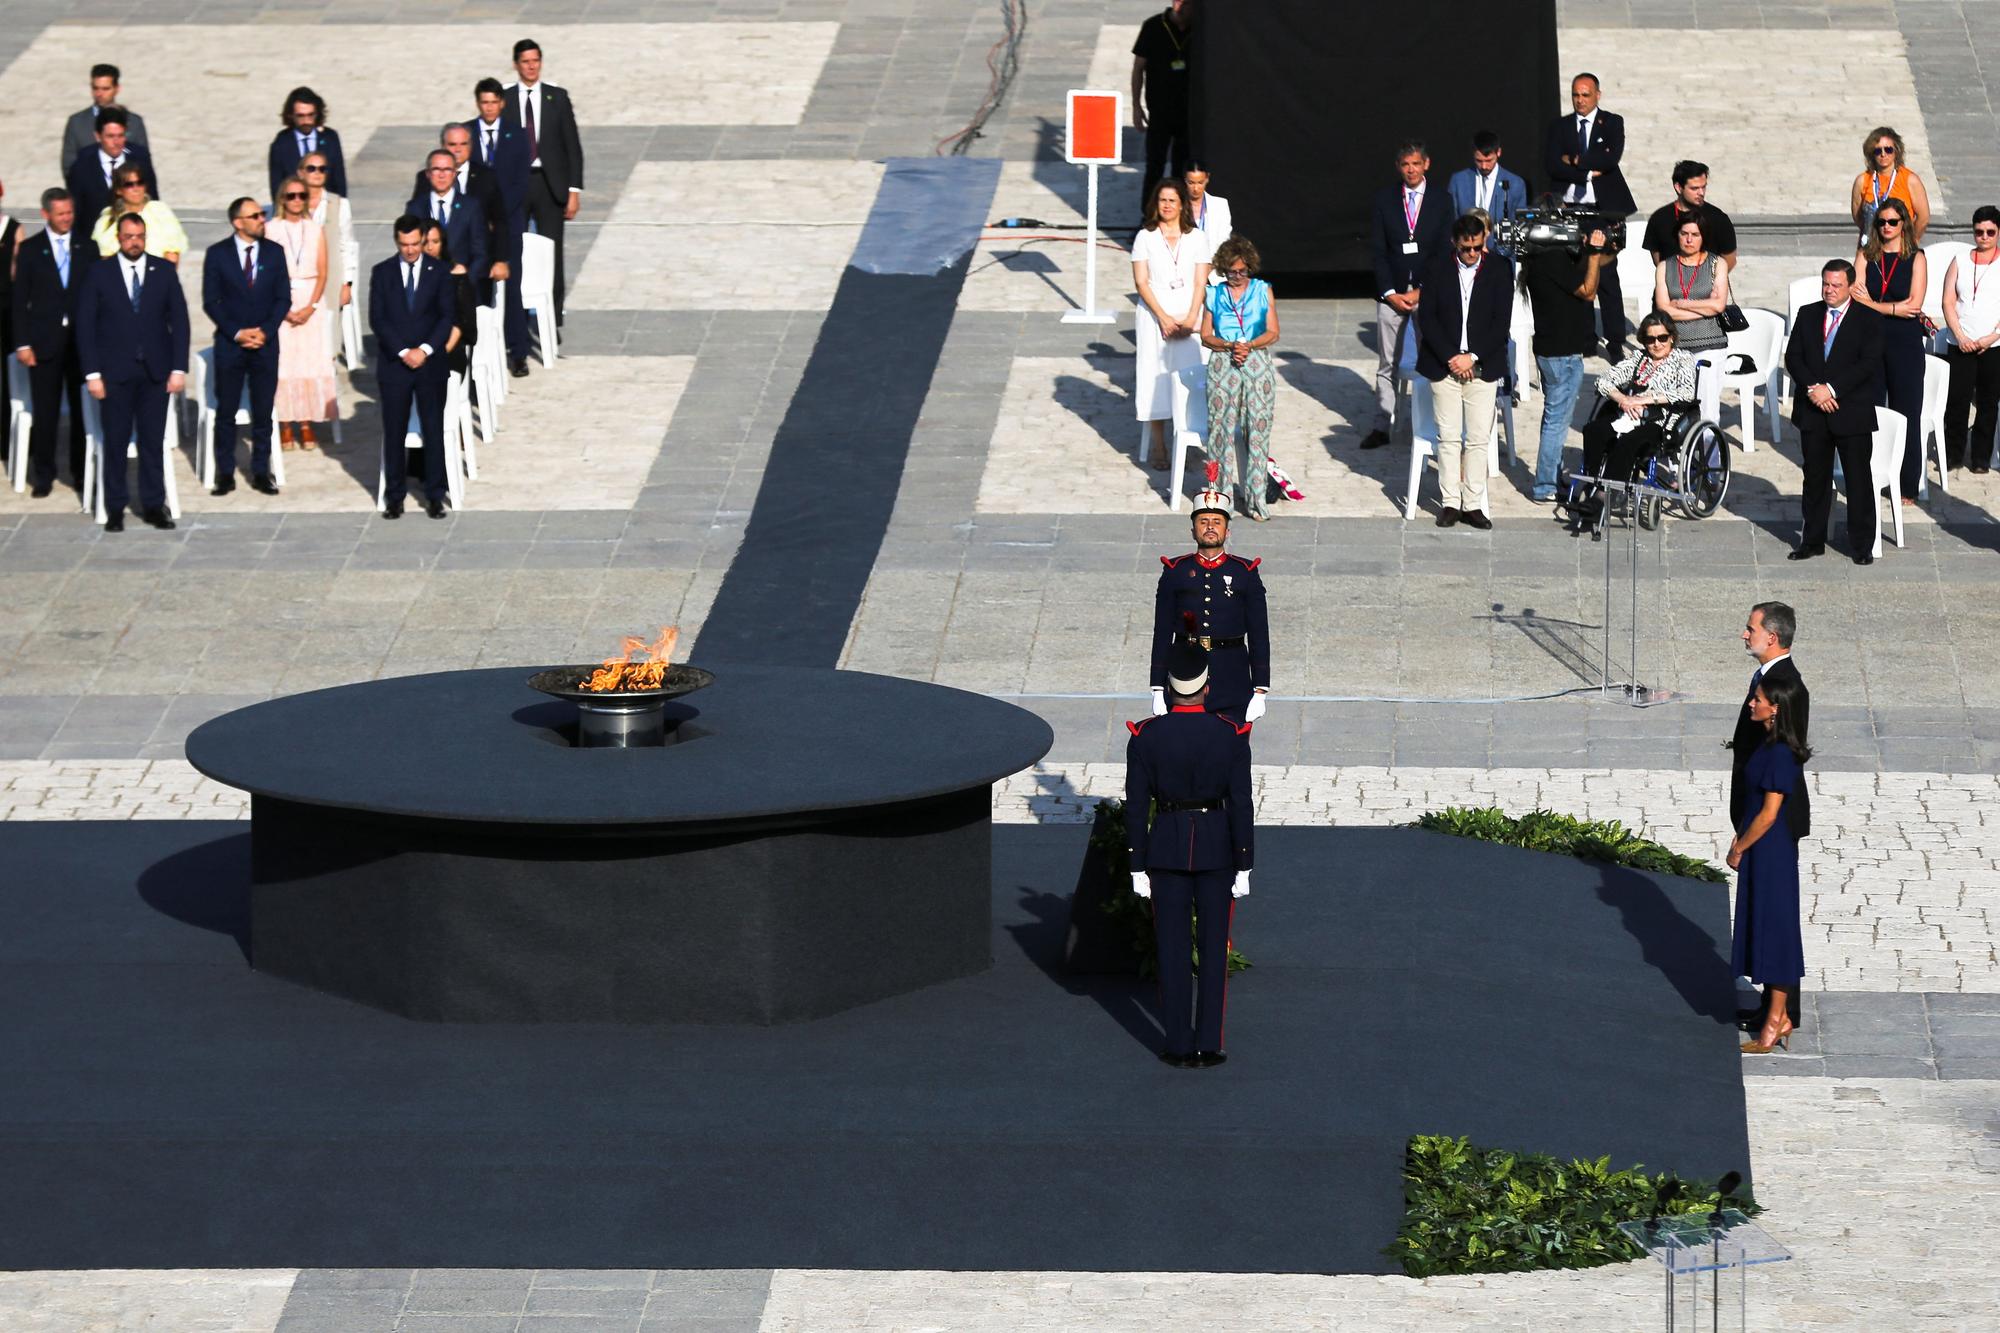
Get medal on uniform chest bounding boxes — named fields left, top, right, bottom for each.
left=1223, top=574, right=1234, bottom=597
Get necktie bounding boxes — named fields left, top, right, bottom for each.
left=483, top=126, right=495, bottom=165
left=128, top=262, right=143, bottom=312
left=435, top=195, right=449, bottom=225
left=300, top=130, right=313, bottom=156
left=1823, top=308, right=1843, bottom=358
left=524, top=91, right=539, bottom=159
left=1577, top=116, right=1588, bottom=155
left=105, top=154, right=121, bottom=186
left=242, top=244, right=254, bottom=286
left=1746, top=670, right=1761, bottom=705
left=55, top=238, right=70, bottom=289
left=405, top=262, right=418, bottom=309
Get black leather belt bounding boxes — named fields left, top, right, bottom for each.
left=1157, top=799, right=1225, bottom=813
left=1179, top=634, right=1246, bottom=650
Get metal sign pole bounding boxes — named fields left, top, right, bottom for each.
left=1062, top=162, right=1114, bottom=325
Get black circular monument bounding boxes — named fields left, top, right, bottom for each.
left=186, top=666, right=1052, bottom=1025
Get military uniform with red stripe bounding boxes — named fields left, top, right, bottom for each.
left=1151, top=469, right=1270, bottom=717
left=1125, top=643, right=1254, bottom=1067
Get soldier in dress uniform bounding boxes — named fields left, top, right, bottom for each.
left=1125, top=642, right=1254, bottom=1068
left=1151, top=462, right=1270, bottom=720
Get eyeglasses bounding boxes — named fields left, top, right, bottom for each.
left=1456, top=244, right=1484, bottom=255
left=1875, top=217, right=1903, bottom=229
left=301, top=164, right=327, bottom=173
left=280, top=191, right=306, bottom=200
left=1641, top=333, right=1674, bottom=345
left=1225, top=268, right=1251, bottom=277
left=238, top=210, right=266, bottom=220
left=117, top=179, right=145, bottom=189
left=1873, top=145, right=1897, bottom=156
left=1978, top=228, right=2000, bottom=238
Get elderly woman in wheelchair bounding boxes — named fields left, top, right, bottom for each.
left=1562, top=310, right=1727, bottom=534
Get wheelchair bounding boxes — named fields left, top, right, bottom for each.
left=1560, top=403, right=1731, bottom=532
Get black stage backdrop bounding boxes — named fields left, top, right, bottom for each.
left=1195, top=1, right=1561, bottom=277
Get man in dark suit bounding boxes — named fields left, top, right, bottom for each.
left=506, top=38, right=585, bottom=330
left=61, top=64, right=150, bottom=173
left=1365, top=140, right=1454, bottom=451
left=1544, top=73, right=1635, bottom=358
left=11, top=188, right=97, bottom=497
left=408, top=150, right=490, bottom=284
left=201, top=198, right=291, bottom=497
left=369, top=216, right=456, bottom=520
left=1784, top=260, right=1885, bottom=564
left=1416, top=215, right=1514, bottom=529
left=267, top=86, right=347, bottom=200
left=76, top=213, right=187, bottom=532
left=1, top=179, right=17, bottom=474
left=472, top=77, right=534, bottom=375
left=1729, top=601, right=1809, bottom=1031
left=1125, top=643, right=1254, bottom=1069
left=64, top=109, right=160, bottom=230
left=411, top=130, right=506, bottom=287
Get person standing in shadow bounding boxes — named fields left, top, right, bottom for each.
left=1729, top=602, right=1809, bottom=1035
left=1729, top=671, right=1811, bottom=1055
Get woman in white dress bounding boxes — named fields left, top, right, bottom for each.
left=299, top=151, right=354, bottom=359
left=1132, top=177, right=1213, bottom=471
left=1183, top=162, right=1233, bottom=282
left=268, top=176, right=336, bottom=449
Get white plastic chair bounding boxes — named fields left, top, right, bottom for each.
left=1160, top=357, right=1209, bottom=513
left=1866, top=406, right=1907, bottom=558
left=1918, top=353, right=1950, bottom=499
left=1783, top=275, right=1821, bottom=399
left=340, top=240, right=365, bottom=370
left=1693, top=309, right=1784, bottom=450
left=6, top=354, right=30, bottom=493
left=1507, top=284, right=1536, bottom=403
left=519, top=233, right=559, bottom=368
left=190, top=347, right=286, bottom=489
left=450, top=368, right=478, bottom=481
left=1615, top=248, right=1658, bottom=336
left=83, top=395, right=178, bottom=523
left=380, top=384, right=468, bottom=512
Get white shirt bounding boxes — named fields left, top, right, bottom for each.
left=1952, top=252, right=2000, bottom=343
left=295, top=129, right=318, bottom=156
left=478, top=118, right=503, bottom=162
left=429, top=188, right=456, bottom=220
left=1566, top=112, right=1598, bottom=206
left=1822, top=299, right=1851, bottom=347
left=238, top=239, right=258, bottom=280
left=97, top=148, right=124, bottom=185
left=456, top=162, right=471, bottom=193
left=1474, top=169, right=1496, bottom=213
left=397, top=260, right=435, bottom=358
left=1455, top=256, right=1480, bottom=354
left=519, top=81, right=543, bottom=169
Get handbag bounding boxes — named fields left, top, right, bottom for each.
left=1718, top=304, right=1749, bottom=333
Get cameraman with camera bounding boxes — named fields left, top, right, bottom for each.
left=1518, top=215, right=1615, bottom=503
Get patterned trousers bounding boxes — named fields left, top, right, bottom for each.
left=1205, top=347, right=1275, bottom=519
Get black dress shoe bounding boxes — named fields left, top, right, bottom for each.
left=509, top=357, right=529, bottom=378
left=103, top=512, right=125, bottom=533
left=30, top=483, right=53, bottom=499
left=1359, top=429, right=1391, bottom=450
left=1193, top=1051, right=1228, bottom=1068
left=210, top=475, right=236, bottom=497
left=1786, top=545, right=1824, bottom=561
left=250, top=474, right=280, bottom=496
left=1159, top=1051, right=1196, bottom=1069
left=1435, top=506, right=1460, bottom=528
left=382, top=501, right=404, bottom=520
left=1461, top=509, right=1492, bottom=530
left=140, top=507, right=176, bottom=530
left=1853, top=552, right=1874, bottom=565
left=425, top=497, right=447, bottom=519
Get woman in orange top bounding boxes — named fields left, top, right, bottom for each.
left=1849, top=126, right=1930, bottom=243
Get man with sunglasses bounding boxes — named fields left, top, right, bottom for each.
left=1415, top=215, right=1513, bottom=528
left=1641, top=160, right=1738, bottom=271
left=1784, top=260, right=1884, bottom=564
left=200, top=198, right=290, bottom=497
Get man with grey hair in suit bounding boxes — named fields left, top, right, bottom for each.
left=60, top=63, right=148, bottom=173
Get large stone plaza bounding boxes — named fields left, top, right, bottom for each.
left=4, top=0, right=2000, bottom=1328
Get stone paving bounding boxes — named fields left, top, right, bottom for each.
left=4, top=0, right=2000, bottom=1328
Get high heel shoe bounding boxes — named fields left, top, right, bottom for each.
left=1740, top=1020, right=1794, bottom=1055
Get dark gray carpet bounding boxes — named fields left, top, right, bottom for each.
left=0, top=821, right=1748, bottom=1274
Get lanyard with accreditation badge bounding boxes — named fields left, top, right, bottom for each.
left=1402, top=188, right=1422, bottom=256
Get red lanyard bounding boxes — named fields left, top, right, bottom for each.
left=1875, top=254, right=1900, bottom=300
left=1676, top=258, right=1699, bottom=301
left=1222, top=281, right=1250, bottom=336
left=1636, top=357, right=1656, bottom=388
left=1403, top=189, right=1419, bottom=236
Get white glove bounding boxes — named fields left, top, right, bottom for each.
left=1231, top=870, right=1251, bottom=898
left=1149, top=687, right=1168, bottom=717
left=1244, top=691, right=1267, bottom=723
left=1131, top=872, right=1152, bottom=899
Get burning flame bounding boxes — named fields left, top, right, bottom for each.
left=582, top=626, right=680, bottom=692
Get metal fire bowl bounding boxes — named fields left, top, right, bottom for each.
left=527, top=664, right=716, bottom=706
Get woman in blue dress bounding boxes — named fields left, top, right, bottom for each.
left=1728, top=672, right=1810, bottom=1054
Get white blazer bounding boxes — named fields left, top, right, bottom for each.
left=1192, top=193, right=1234, bottom=282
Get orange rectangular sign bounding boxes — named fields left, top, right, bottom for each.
left=1065, top=90, right=1121, bottom=165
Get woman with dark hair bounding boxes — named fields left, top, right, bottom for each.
left=1850, top=126, right=1929, bottom=243
left=1652, top=211, right=1728, bottom=355
left=1852, top=196, right=1928, bottom=500
left=1941, top=205, right=2000, bottom=472
left=1199, top=236, right=1280, bottom=520
left=420, top=221, right=478, bottom=376
left=1730, top=671, right=1811, bottom=1054
left=1131, top=176, right=1213, bottom=472
left=268, top=85, right=348, bottom=199
left=1565, top=310, right=1698, bottom=534
left=1182, top=161, right=1232, bottom=274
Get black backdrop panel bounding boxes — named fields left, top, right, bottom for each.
left=1196, top=1, right=1560, bottom=276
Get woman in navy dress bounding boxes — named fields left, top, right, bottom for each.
left=1728, top=672, right=1810, bottom=1054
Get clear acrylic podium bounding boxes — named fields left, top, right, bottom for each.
left=1589, top=473, right=1676, bottom=706
left=1618, top=1209, right=1791, bottom=1331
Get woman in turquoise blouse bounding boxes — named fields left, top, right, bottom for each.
left=1199, top=236, right=1282, bottom=520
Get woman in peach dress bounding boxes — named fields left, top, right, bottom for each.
left=267, top=175, right=336, bottom=449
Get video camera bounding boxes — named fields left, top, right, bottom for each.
left=1491, top=205, right=1627, bottom=257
